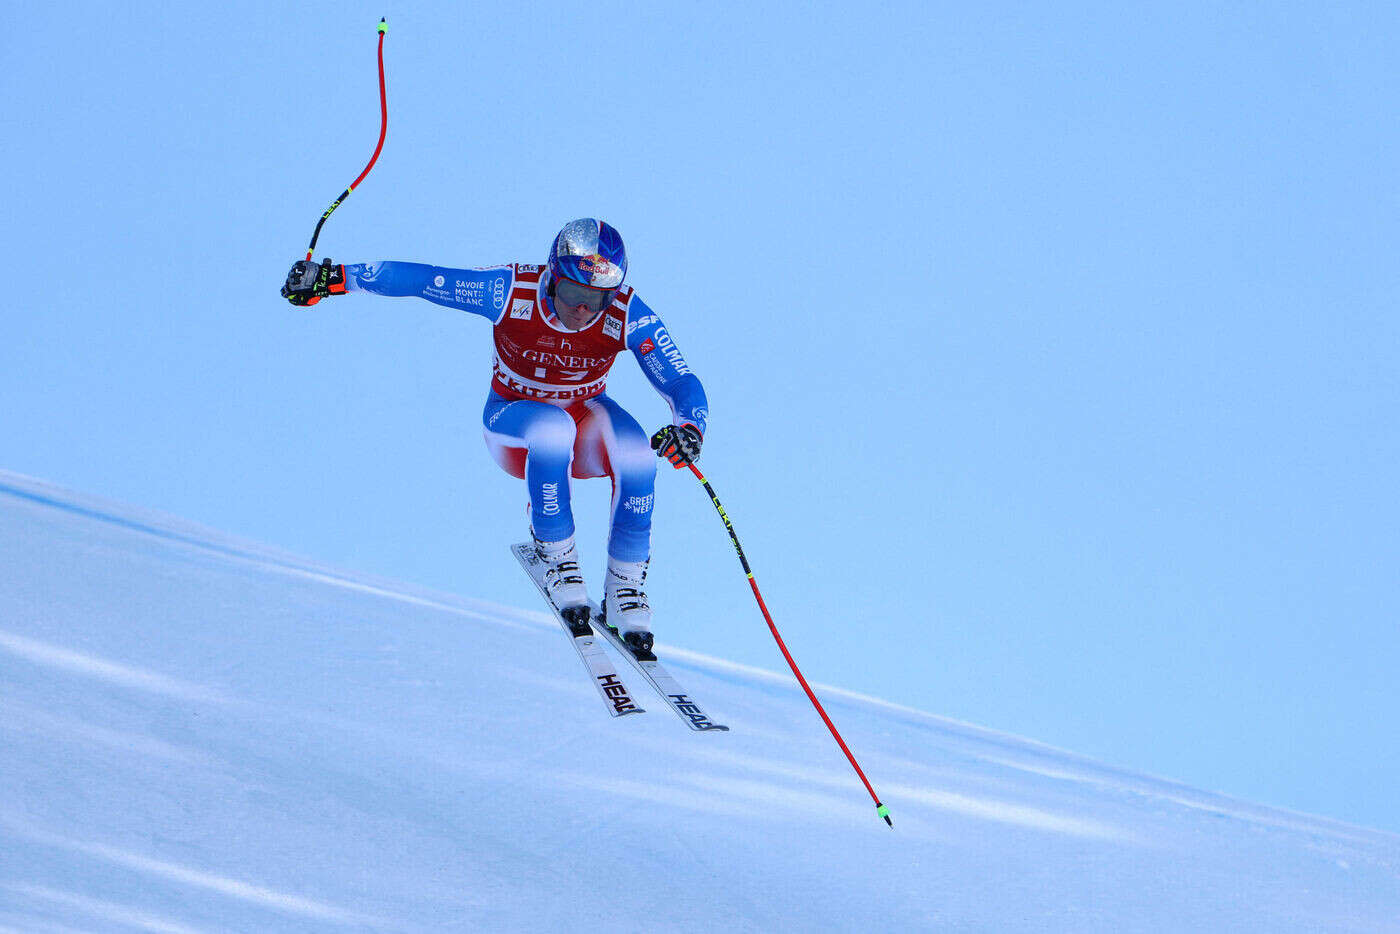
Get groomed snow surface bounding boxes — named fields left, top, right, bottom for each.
left=1, top=470, right=1396, bottom=932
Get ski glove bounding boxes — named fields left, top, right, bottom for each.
left=651, top=424, right=703, bottom=468
left=282, top=258, right=347, bottom=306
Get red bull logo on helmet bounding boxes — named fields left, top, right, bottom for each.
left=575, top=254, right=622, bottom=287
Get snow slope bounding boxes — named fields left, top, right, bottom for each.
left=1, top=469, right=1397, bottom=932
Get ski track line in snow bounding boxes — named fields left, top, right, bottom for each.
left=657, top=740, right=1133, bottom=841
left=881, top=782, right=1129, bottom=841
left=0, top=623, right=554, bottom=775
left=555, top=772, right=761, bottom=823
left=2, top=883, right=207, bottom=934
left=0, top=629, right=230, bottom=705
left=568, top=745, right=1127, bottom=841
left=0, top=914, right=95, bottom=934
left=0, top=472, right=536, bottom=635
left=0, top=820, right=388, bottom=928
left=0, top=696, right=219, bottom=767
left=973, top=749, right=1400, bottom=848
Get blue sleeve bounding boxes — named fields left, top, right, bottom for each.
left=342, top=261, right=513, bottom=322
left=625, top=295, right=709, bottom=435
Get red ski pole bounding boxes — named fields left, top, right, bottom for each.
left=686, top=463, right=892, bottom=827
left=302, top=18, right=389, bottom=261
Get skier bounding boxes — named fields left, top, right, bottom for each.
left=281, top=219, right=707, bottom=658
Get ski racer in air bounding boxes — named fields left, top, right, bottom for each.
left=281, top=219, right=706, bottom=659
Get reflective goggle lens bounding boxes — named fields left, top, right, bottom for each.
left=554, top=276, right=616, bottom=314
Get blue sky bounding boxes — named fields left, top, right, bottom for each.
left=3, top=1, right=1397, bottom=831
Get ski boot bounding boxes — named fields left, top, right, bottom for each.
left=535, top=534, right=591, bottom=636
left=600, top=557, right=655, bottom=661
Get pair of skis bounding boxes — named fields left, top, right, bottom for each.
left=512, top=544, right=728, bottom=732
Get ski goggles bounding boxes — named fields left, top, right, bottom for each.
left=553, top=276, right=618, bottom=315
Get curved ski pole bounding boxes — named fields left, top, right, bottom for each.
left=686, top=463, right=892, bottom=828
left=303, top=18, right=389, bottom=261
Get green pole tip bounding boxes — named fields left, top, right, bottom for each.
left=378, top=18, right=387, bottom=32
left=876, top=804, right=892, bottom=826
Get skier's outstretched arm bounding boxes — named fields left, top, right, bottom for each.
left=282, top=259, right=513, bottom=322
left=625, top=296, right=708, bottom=466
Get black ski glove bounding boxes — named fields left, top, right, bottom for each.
left=651, top=424, right=703, bottom=468
left=282, top=258, right=347, bottom=306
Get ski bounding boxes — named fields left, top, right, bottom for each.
left=593, top=610, right=730, bottom=732
left=512, top=543, right=645, bottom=719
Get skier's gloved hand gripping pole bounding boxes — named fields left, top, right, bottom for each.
left=650, top=424, right=703, bottom=468
left=282, top=18, right=388, bottom=307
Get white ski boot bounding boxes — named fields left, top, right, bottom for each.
left=602, top=557, right=654, bottom=659
left=534, top=535, right=589, bottom=614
